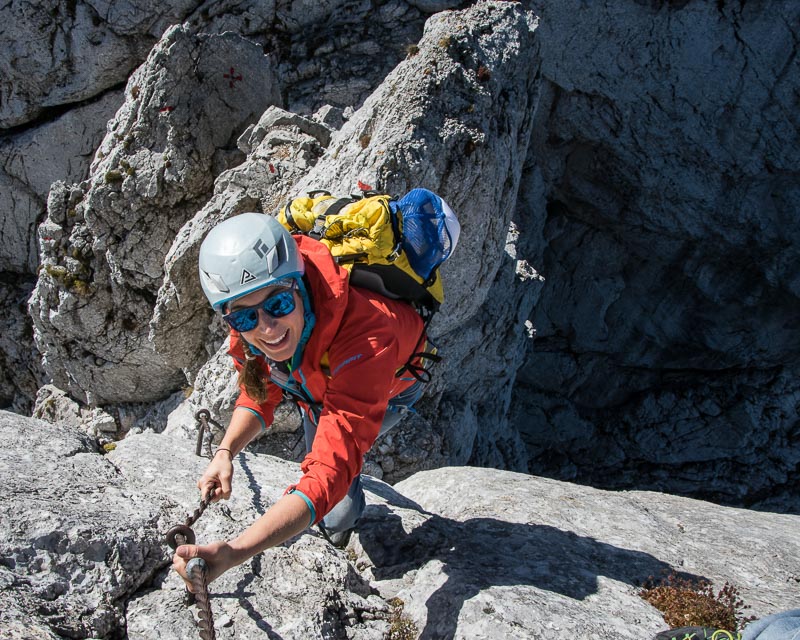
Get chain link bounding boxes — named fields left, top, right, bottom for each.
left=165, top=431, right=221, bottom=640
left=186, top=558, right=216, bottom=640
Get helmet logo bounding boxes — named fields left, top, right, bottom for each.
left=240, top=269, right=257, bottom=285
left=253, top=239, right=269, bottom=259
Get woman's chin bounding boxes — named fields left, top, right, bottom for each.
left=259, top=337, right=297, bottom=362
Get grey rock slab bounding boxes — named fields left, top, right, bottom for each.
left=0, top=410, right=173, bottom=639
left=109, top=426, right=401, bottom=639
left=352, top=467, right=800, bottom=639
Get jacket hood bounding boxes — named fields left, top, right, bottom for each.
left=295, top=235, right=349, bottom=368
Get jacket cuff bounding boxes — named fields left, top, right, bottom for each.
left=287, top=489, right=316, bottom=527
left=234, top=406, right=266, bottom=432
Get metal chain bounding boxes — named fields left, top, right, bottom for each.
left=194, top=409, right=224, bottom=458
left=166, top=490, right=218, bottom=639
left=185, top=491, right=215, bottom=529
left=187, top=558, right=216, bottom=640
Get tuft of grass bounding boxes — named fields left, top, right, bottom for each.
left=405, top=44, right=419, bottom=58
left=640, top=572, right=756, bottom=633
left=387, top=597, right=418, bottom=640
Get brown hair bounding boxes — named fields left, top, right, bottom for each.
left=237, top=335, right=269, bottom=403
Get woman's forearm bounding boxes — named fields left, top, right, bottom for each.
left=227, top=493, right=312, bottom=564
left=219, top=407, right=266, bottom=455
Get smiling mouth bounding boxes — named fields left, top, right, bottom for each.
left=264, top=329, right=289, bottom=347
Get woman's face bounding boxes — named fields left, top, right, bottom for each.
left=229, top=284, right=305, bottom=362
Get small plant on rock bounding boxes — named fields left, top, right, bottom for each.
left=387, top=597, right=418, bottom=640
left=640, top=572, right=756, bottom=633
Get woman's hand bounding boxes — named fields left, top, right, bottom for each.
left=172, top=541, right=239, bottom=591
left=197, top=450, right=234, bottom=501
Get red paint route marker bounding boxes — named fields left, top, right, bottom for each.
left=224, top=67, right=243, bottom=88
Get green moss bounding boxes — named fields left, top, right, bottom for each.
left=102, top=442, right=117, bottom=452
left=44, top=264, right=68, bottom=278
left=72, top=280, right=90, bottom=296
left=44, top=264, right=91, bottom=295
left=105, top=170, right=123, bottom=183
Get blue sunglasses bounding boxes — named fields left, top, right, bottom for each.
left=223, top=287, right=297, bottom=332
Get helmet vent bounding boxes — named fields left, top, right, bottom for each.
left=265, top=246, right=279, bottom=274
left=202, top=270, right=230, bottom=294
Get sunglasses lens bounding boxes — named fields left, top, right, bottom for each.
left=222, top=288, right=296, bottom=331
left=223, top=308, right=259, bottom=332
left=262, top=290, right=296, bottom=318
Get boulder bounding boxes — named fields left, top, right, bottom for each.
left=28, top=25, right=281, bottom=405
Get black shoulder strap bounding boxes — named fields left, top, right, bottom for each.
left=309, top=197, right=354, bottom=240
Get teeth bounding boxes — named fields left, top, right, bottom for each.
left=265, top=330, right=288, bottom=346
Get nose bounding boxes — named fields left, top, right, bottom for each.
left=256, top=309, right=279, bottom=330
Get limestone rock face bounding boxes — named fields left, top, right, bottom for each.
left=509, top=0, right=800, bottom=507
left=0, top=92, right=122, bottom=275
left=28, top=26, right=281, bottom=405
left=2, top=408, right=799, bottom=638
left=0, top=0, right=198, bottom=128
left=0, top=93, right=121, bottom=414
left=149, top=1, right=542, bottom=482
left=0, top=0, right=796, bottom=554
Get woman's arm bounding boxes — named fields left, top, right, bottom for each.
left=197, top=407, right=265, bottom=500
left=173, top=492, right=311, bottom=589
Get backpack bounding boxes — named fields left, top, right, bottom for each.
left=278, top=188, right=460, bottom=382
left=277, top=188, right=459, bottom=321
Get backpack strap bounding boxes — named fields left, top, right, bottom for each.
left=309, top=197, right=354, bottom=240
left=283, top=198, right=303, bottom=232
left=385, top=198, right=404, bottom=262
left=395, top=315, right=441, bottom=383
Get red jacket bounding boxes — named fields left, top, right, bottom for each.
left=228, top=236, right=424, bottom=523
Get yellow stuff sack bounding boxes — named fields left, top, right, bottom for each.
left=278, top=190, right=447, bottom=315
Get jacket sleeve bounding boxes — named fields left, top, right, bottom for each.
left=291, top=327, right=400, bottom=523
left=227, top=331, right=283, bottom=430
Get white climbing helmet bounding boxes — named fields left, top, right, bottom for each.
left=198, top=213, right=304, bottom=312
